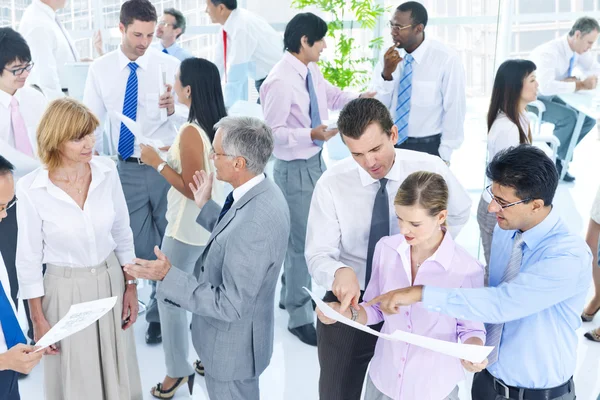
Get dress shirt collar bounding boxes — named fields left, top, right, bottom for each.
left=162, top=42, right=179, bottom=52
left=30, top=157, right=113, bottom=194
left=117, top=46, right=151, bottom=71
left=33, top=0, right=56, bottom=20
left=358, top=152, right=402, bottom=187
left=396, top=229, right=455, bottom=271
left=514, top=206, right=559, bottom=250
left=283, top=51, right=310, bottom=80
left=222, top=8, right=240, bottom=35
left=406, top=37, right=430, bottom=64
left=232, top=173, right=266, bottom=203
left=0, top=89, right=12, bottom=109
left=561, top=35, right=576, bottom=62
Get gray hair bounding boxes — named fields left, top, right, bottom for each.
left=215, top=116, right=274, bottom=175
left=569, top=17, right=600, bottom=37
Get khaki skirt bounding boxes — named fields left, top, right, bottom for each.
left=42, top=252, right=142, bottom=400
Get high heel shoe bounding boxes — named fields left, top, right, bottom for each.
left=584, top=328, right=600, bottom=342
left=194, top=359, right=205, bottom=376
left=581, top=306, right=600, bottom=322
left=150, top=373, right=195, bottom=399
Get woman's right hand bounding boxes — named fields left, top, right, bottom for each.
left=33, top=318, right=59, bottom=355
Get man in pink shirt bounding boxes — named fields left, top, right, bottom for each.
left=260, top=12, right=374, bottom=345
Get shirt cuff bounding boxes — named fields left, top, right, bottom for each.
left=361, top=303, right=384, bottom=326
left=19, top=282, right=45, bottom=300
left=421, top=286, right=450, bottom=312
left=438, top=144, right=453, bottom=162
left=311, top=261, right=347, bottom=291
left=114, top=249, right=136, bottom=267
left=459, top=331, right=487, bottom=345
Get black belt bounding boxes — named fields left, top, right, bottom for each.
left=485, top=370, right=572, bottom=400
left=118, top=155, right=145, bottom=165
left=403, top=133, right=441, bottom=144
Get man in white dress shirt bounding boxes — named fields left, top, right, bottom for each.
left=529, top=17, right=599, bottom=182
left=0, top=156, right=43, bottom=400
left=306, top=98, right=471, bottom=399
left=83, top=0, right=180, bottom=345
left=152, top=8, right=193, bottom=62
left=370, top=2, right=466, bottom=163
left=206, top=0, right=282, bottom=108
left=0, top=28, right=48, bottom=346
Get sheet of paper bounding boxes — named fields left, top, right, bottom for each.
left=110, top=111, right=166, bottom=152
left=305, top=287, right=493, bottom=363
left=34, top=296, right=118, bottom=352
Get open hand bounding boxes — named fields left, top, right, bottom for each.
left=188, top=170, right=213, bottom=209
left=124, top=246, right=172, bottom=281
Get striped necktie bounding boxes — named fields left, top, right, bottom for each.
left=394, top=54, right=413, bottom=145
left=485, top=232, right=525, bottom=365
left=118, top=62, right=139, bottom=160
left=218, top=192, right=234, bottom=223
left=567, top=54, right=576, bottom=77
left=306, top=69, right=323, bottom=147
left=0, top=281, right=26, bottom=349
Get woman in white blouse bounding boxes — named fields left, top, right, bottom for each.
left=140, top=57, right=227, bottom=399
left=16, top=98, right=142, bottom=399
left=582, top=185, right=600, bottom=342
left=477, top=59, right=538, bottom=281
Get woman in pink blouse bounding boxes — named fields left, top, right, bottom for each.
left=318, top=171, right=487, bottom=400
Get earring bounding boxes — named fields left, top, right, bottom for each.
left=187, top=94, right=191, bottom=99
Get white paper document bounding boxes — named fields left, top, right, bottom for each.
left=35, top=296, right=118, bottom=352
left=305, top=287, right=493, bottom=363
left=110, top=111, right=166, bottom=149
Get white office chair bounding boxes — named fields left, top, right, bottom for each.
left=527, top=100, right=561, bottom=163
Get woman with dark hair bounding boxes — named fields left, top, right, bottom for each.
left=477, top=59, right=538, bottom=278
left=140, top=57, right=227, bottom=399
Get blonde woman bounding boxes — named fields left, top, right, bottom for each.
left=16, top=98, right=142, bottom=400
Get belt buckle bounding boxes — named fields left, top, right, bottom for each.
left=495, top=379, right=510, bottom=399
left=136, top=157, right=145, bottom=165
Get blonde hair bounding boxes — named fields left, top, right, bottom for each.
left=37, top=98, right=99, bottom=171
left=394, top=171, right=449, bottom=223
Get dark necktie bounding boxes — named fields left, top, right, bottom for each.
left=162, top=48, right=168, bottom=54
left=218, top=192, right=234, bottom=223
left=365, top=178, right=389, bottom=287
left=0, top=281, right=26, bottom=349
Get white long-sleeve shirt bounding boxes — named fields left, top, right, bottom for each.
left=18, top=0, right=80, bottom=101
left=16, top=156, right=135, bottom=299
left=83, top=47, right=182, bottom=156
left=530, top=35, right=600, bottom=96
left=305, top=149, right=472, bottom=290
left=370, top=38, right=466, bottom=161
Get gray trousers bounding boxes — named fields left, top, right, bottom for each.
left=364, top=375, right=459, bottom=400
left=205, top=373, right=259, bottom=400
left=534, top=95, right=596, bottom=161
left=472, top=371, right=575, bottom=400
left=476, top=196, right=496, bottom=285
left=157, top=236, right=204, bottom=378
left=117, top=160, right=169, bottom=324
left=273, top=152, right=325, bottom=329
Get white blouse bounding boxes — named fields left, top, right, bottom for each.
left=591, top=185, right=600, bottom=225
left=16, top=156, right=135, bottom=299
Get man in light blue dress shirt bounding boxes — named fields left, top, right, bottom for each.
left=153, top=8, right=193, bottom=62
left=367, top=145, right=591, bottom=400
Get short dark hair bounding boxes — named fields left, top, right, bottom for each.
left=486, top=145, right=558, bottom=207
left=164, top=8, right=186, bottom=38
left=338, top=98, right=394, bottom=140
left=397, top=1, right=428, bottom=28
left=209, top=0, right=237, bottom=10
left=0, top=28, right=31, bottom=75
left=120, top=0, right=157, bottom=27
left=180, top=58, right=228, bottom=142
left=284, top=13, right=328, bottom=53
left=0, top=155, right=14, bottom=176
left=569, top=17, right=600, bottom=36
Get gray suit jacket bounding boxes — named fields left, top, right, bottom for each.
left=158, top=177, right=290, bottom=381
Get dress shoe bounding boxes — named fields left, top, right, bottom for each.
left=278, top=302, right=285, bottom=310
left=556, top=160, right=575, bottom=182
left=145, top=322, right=162, bottom=344
left=288, top=323, right=317, bottom=346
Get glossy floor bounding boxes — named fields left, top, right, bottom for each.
left=18, top=112, right=600, bottom=400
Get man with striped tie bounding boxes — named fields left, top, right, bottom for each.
left=370, top=2, right=466, bottom=164
left=0, top=156, right=43, bottom=400
left=369, top=145, right=590, bottom=400
left=83, top=0, right=181, bottom=345
left=529, top=17, right=600, bottom=182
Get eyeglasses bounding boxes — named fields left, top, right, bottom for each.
left=0, top=197, right=17, bottom=213
left=486, top=185, right=531, bottom=209
left=209, top=148, right=236, bottom=159
left=158, top=20, right=174, bottom=28
left=4, top=62, right=34, bottom=77
left=387, top=21, right=413, bottom=31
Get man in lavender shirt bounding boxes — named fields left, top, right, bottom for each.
left=260, top=12, right=375, bottom=345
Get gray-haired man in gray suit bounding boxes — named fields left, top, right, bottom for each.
left=124, top=116, right=290, bottom=400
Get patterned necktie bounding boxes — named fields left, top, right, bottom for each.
left=0, top=281, right=26, bottom=349
left=306, top=69, right=323, bottom=147
left=10, top=97, right=34, bottom=157
left=218, top=192, right=234, bottom=223
left=394, top=54, right=414, bottom=145
left=55, top=17, right=78, bottom=61
left=567, top=54, right=576, bottom=77
left=118, top=62, right=139, bottom=159
left=365, top=178, right=390, bottom=287
left=162, top=48, right=168, bottom=54
left=485, top=232, right=525, bottom=365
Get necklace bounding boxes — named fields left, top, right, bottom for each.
left=52, top=168, right=89, bottom=195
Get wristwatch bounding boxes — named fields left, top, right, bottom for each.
left=157, top=161, right=167, bottom=174
left=350, top=307, right=359, bottom=322
left=125, top=279, right=138, bottom=286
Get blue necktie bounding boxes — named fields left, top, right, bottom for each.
left=162, top=48, right=168, bottom=54
left=218, top=192, right=234, bottom=223
left=118, top=62, right=139, bottom=160
left=394, top=54, right=414, bottom=145
left=567, top=54, right=575, bottom=77
left=0, top=281, right=26, bottom=349
left=306, top=69, right=323, bottom=147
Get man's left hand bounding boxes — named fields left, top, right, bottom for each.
left=124, top=246, right=172, bottom=281
left=159, top=84, right=175, bottom=116
left=365, top=286, right=423, bottom=314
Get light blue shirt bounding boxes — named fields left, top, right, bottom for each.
left=154, top=42, right=193, bottom=62
left=423, top=207, right=591, bottom=389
